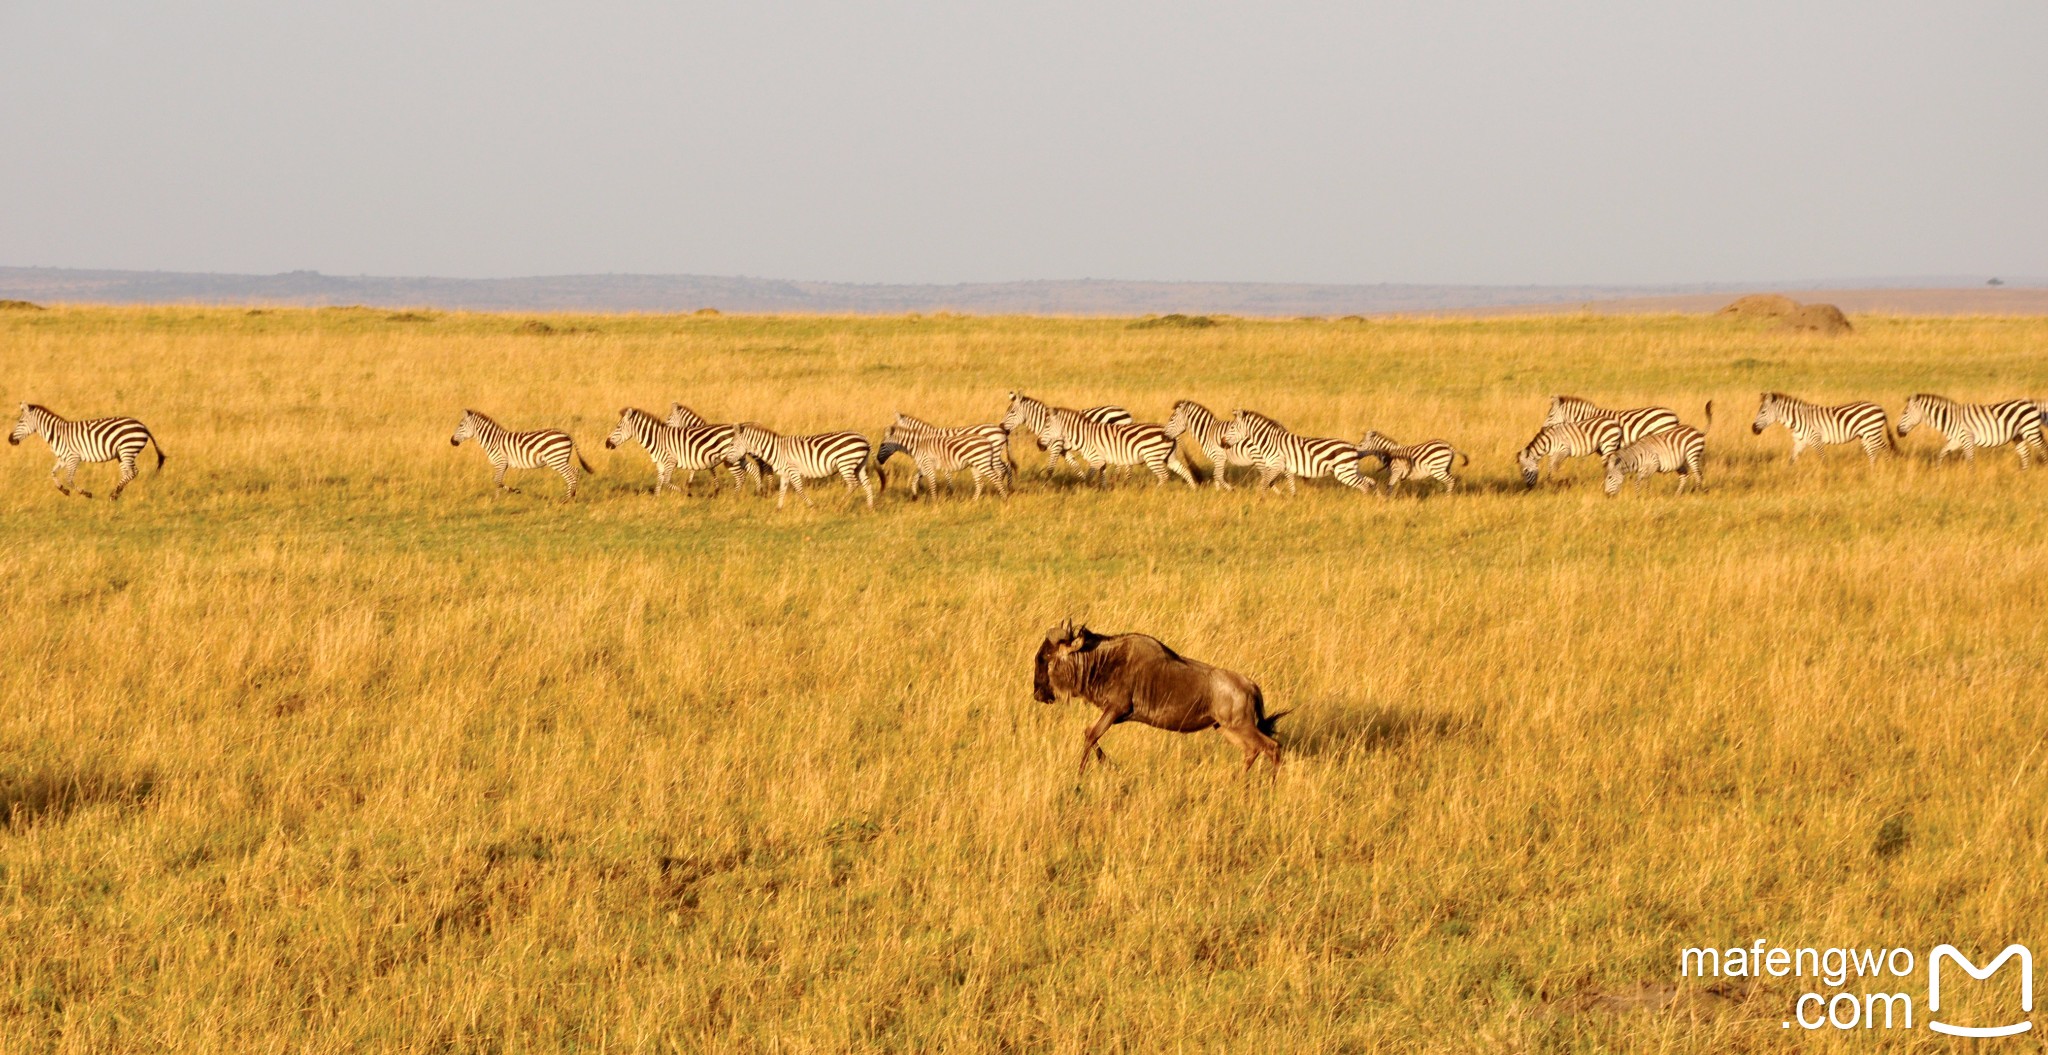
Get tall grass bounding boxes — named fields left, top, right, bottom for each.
left=1, top=307, right=2045, bottom=1051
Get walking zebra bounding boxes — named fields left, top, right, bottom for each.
left=1604, top=426, right=1706, bottom=496
left=604, top=407, right=751, bottom=495
left=9, top=403, right=165, bottom=499
left=1000, top=393, right=1132, bottom=476
left=1544, top=395, right=1707, bottom=444
left=449, top=409, right=592, bottom=499
left=878, top=413, right=1012, bottom=499
left=1516, top=419, right=1623, bottom=487
left=1164, top=400, right=1256, bottom=489
left=1897, top=394, right=2046, bottom=468
left=730, top=423, right=881, bottom=508
left=665, top=402, right=767, bottom=491
left=1059, top=415, right=1198, bottom=488
left=1750, top=392, right=1893, bottom=463
left=1355, top=430, right=1466, bottom=494
left=1218, top=410, right=1371, bottom=493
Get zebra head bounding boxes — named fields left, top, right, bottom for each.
left=1515, top=432, right=1544, bottom=487
left=449, top=409, right=479, bottom=447
left=1603, top=455, right=1626, bottom=497
left=1752, top=393, right=1782, bottom=435
left=1000, top=392, right=1033, bottom=435
left=8, top=403, right=35, bottom=445
left=605, top=407, right=649, bottom=450
left=1162, top=400, right=1199, bottom=440
left=729, top=422, right=773, bottom=461
left=1218, top=414, right=1245, bottom=452
left=666, top=403, right=708, bottom=429
left=1357, top=430, right=1396, bottom=455
left=1896, top=395, right=1930, bottom=437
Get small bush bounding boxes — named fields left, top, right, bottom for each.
left=0, top=299, right=46, bottom=311
left=1129, top=313, right=1219, bottom=330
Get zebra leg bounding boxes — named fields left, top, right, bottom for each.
left=1441, top=470, right=1455, bottom=494
left=850, top=466, right=875, bottom=508
left=49, top=458, right=75, bottom=496
left=557, top=460, right=578, bottom=500
left=492, top=458, right=519, bottom=494
left=724, top=461, right=746, bottom=495
left=1256, top=465, right=1282, bottom=492
left=1166, top=454, right=1196, bottom=488
left=65, top=458, right=91, bottom=498
left=110, top=454, right=139, bottom=499
left=654, top=463, right=675, bottom=495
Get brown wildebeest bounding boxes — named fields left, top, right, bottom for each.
left=1032, top=620, right=1284, bottom=775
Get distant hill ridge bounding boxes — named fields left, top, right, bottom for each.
left=0, top=266, right=2036, bottom=316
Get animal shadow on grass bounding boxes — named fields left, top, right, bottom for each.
left=1285, top=704, right=1473, bottom=760
left=0, top=762, right=158, bottom=828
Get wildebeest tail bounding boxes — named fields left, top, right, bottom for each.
left=1257, top=708, right=1291, bottom=738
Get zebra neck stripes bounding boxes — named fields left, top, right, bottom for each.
left=1517, top=420, right=1622, bottom=486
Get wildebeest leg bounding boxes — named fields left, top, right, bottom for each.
left=1078, top=709, right=1118, bottom=776
left=1220, top=723, right=1282, bottom=774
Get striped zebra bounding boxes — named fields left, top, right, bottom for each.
left=730, top=423, right=881, bottom=508
left=1060, top=415, right=1198, bottom=488
left=1516, top=419, right=1623, bottom=487
left=666, top=402, right=767, bottom=491
left=1000, top=393, right=1133, bottom=475
left=449, top=408, right=593, bottom=499
left=1218, top=410, right=1371, bottom=493
left=1604, top=425, right=1707, bottom=496
left=9, top=403, right=165, bottom=499
left=878, top=414, right=1012, bottom=499
left=1897, top=394, right=2046, bottom=468
left=1355, top=430, right=1466, bottom=494
left=1750, top=392, right=1893, bottom=463
left=1544, top=395, right=1707, bottom=444
left=1164, top=400, right=1256, bottom=489
left=603, top=407, right=750, bottom=495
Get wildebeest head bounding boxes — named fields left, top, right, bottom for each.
left=1033, top=618, right=1089, bottom=703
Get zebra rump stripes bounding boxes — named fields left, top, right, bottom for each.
left=1751, top=393, right=1892, bottom=463
left=1516, top=419, right=1622, bottom=487
left=878, top=414, right=1012, bottom=499
left=1897, top=394, right=2046, bottom=468
left=450, top=408, right=592, bottom=499
left=731, top=423, right=881, bottom=508
left=9, top=403, right=164, bottom=499
left=1604, top=426, right=1706, bottom=496
left=1059, top=416, right=1197, bottom=488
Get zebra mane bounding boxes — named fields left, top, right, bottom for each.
left=463, top=408, right=499, bottom=427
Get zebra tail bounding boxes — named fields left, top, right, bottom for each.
left=1704, top=400, right=1715, bottom=429
left=151, top=433, right=167, bottom=471
left=1456, top=449, right=1470, bottom=466
left=872, top=453, right=888, bottom=496
left=577, top=449, right=596, bottom=475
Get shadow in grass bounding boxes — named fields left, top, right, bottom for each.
left=1, top=762, right=158, bottom=828
left=1286, top=704, right=1473, bottom=759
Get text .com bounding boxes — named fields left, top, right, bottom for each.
left=1680, top=941, right=2033, bottom=1036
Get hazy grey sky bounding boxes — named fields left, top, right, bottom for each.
left=3, top=2, right=2043, bottom=285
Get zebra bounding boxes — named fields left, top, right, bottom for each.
left=1355, top=430, right=1466, bottom=494
left=665, top=402, right=767, bottom=491
left=449, top=408, right=593, bottom=499
left=1164, top=399, right=1256, bottom=489
left=1897, top=394, right=2046, bottom=468
left=1604, top=425, right=1707, bottom=496
left=1750, top=392, right=1893, bottom=463
left=878, top=414, right=1012, bottom=499
left=9, top=403, right=165, bottom=499
left=1516, top=419, right=1623, bottom=487
left=999, top=393, right=1132, bottom=476
left=1218, top=410, right=1371, bottom=493
left=1544, top=395, right=1708, bottom=444
left=730, top=423, right=881, bottom=508
left=603, top=407, right=750, bottom=495
left=1059, top=415, right=1198, bottom=488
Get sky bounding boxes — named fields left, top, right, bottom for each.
left=2, top=1, right=2043, bottom=286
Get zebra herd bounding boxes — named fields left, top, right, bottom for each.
left=10, top=391, right=2048, bottom=503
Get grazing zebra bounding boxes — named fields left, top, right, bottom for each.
left=1355, top=430, right=1467, bottom=494
left=1604, top=426, right=1707, bottom=495
left=9, top=403, right=165, bottom=499
left=1544, top=395, right=1707, bottom=444
left=1059, top=416, right=1198, bottom=488
left=878, top=414, right=1012, bottom=499
left=603, top=407, right=750, bottom=495
left=730, top=423, right=881, bottom=508
left=1750, top=392, right=1893, bottom=463
left=1218, top=410, right=1371, bottom=493
left=1000, top=393, right=1132, bottom=475
left=1516, top=419, right=1623, bottom=487
left=1897, top=394, right=2046, bottom=468
left=449, top=408, right=592, bottom=499
left=1164, top=399, right=1256, bottom=489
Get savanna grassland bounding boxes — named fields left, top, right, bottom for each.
left=2, top=305, right=2046, bottom=1053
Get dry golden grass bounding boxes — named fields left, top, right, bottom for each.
left=2, top=306, right=2046, bottom=1052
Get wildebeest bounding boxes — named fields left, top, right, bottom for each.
left=1032, top=620, right=1283, bottom=774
